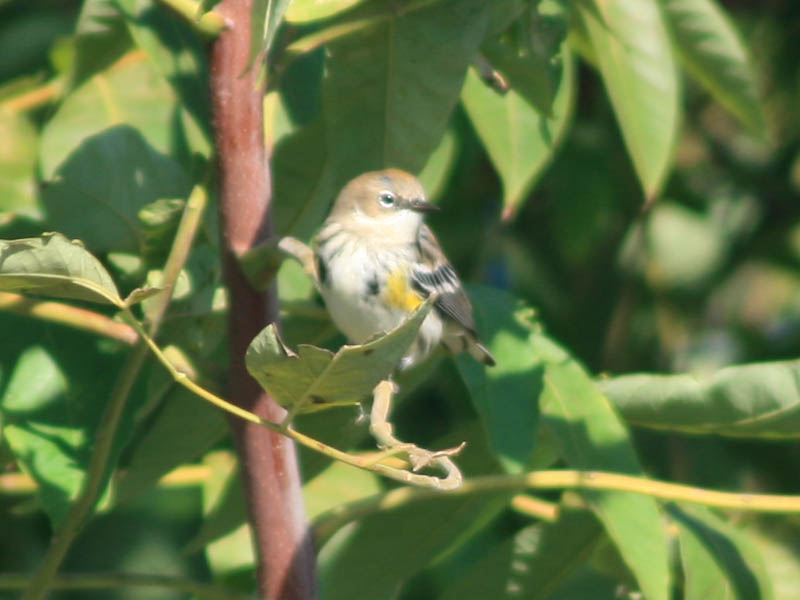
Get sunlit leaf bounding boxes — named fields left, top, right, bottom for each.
left=0, top=330, right=129, bottom=527
left=0, top=109, right=39, bottom=222
left=461, top=44, right=575, bottom=221
left=303, top=461, right=381, bottom=520
left=661, top=0, right=764, bottom=133
left=116, top=0, right=213, bottom=154
left=602, top=360, right=800, bottom=438
left=285, top=0, right=364, bottom=23
left=671, top=504, right=774, bottom=600
left=39, top=55, right=178, bottom=180
left=416, top=127, right=457, bottom=203
left=246, top=300, right=431, bottom=411
left=575, top=0, right=679, bottom=199
left=0, top=232, right=122, bottom=305
left=537, top=331, right=670, bottom=600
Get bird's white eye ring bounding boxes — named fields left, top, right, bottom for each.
left=379, top=192, right=396, bottom=207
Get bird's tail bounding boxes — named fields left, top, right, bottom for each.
left=468, top=339, right=496, bottom=367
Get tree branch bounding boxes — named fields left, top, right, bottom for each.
left=209, top=1, right=316, bottom=597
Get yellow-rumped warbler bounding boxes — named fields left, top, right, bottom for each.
left=313, top=169, right=496, bottom=369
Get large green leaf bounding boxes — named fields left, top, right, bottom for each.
left=671, top=504, right=774, bottom=600
left=0, top=232, right=121, bottom=305
left=461, top=44, right=575, bottom=220
left=535, top=327, right=670, bottom=600
left=116, top=0, right=212, bottom=153
left=322, top=0, right=489, bottom=186
left=318, top=490, right=511, bottom=600
left=42, top=125, right=191, bottom=254
left=0, top=109, right=39, bottom=222
left=438, top=508, right=604, bottom=600
left=114, top=384, right=228, bottom=503
left=455, top=287, right=540, bottom=473
left=660, top=0, right=764, bottom=133
left=575, top=0, right=680, bottom=199
left=246, top=300, right=431, bottom=411
left=601, top=361, right=800, bottom=438
left=0, top=326, right=129, bottom=527
left=39, top=56, right=178, bottom=180
left=748, top=518, right=800, bottom=600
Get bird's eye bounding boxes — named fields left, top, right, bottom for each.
left=379, top=192, right=396, bottom=207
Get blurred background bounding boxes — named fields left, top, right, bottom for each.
left=2, top=0, right=800, bottom=597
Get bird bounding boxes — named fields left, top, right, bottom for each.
left=312, top=168, right=495, bottom=369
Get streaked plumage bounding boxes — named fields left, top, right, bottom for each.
left=313, top=169, right=495, bottom=369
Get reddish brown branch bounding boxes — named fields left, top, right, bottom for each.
left=209, top=2, right=317, bottom=598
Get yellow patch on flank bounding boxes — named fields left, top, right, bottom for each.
left=385, top=270, right=423, bottom=311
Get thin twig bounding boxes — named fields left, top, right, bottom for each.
left=0, top=292, right=138, bottom=344
left=311, top=469, right=800, bottom=546
left=23, top=185, right=208, bottom=600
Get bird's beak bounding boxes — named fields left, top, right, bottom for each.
left=408, top=198, right=440, bottom=213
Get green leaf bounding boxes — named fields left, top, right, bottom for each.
left=318, top=490, right=511, bottom=600
left=748, top=519, right=800, bottom=600
left=0, top=232, right=122, bottom=305
left=115, top=385, right=227, bottom=503
left=273, top=120, right=337, bottom=242
left=438, top=508, right=604, bottom=600
left=601, top=361, right=800, bottom=438
left=285, top=0, right=365, bottom=23
left=39, top=56, right=178, bottom=180
left=251, top=0, right=291, bottom=60
left=461, top=45, right=575, bottom=221
left=536, top=329, right=670, bottom=600
left=0, top=329, right=129, bottom=526
left=482, top=1, right=569, bottom=116
left=0, top=109, right=39, bottom=222
left=303, top=460, right=381, bottom=520
left=42, top=125, right=191, bottom=254
left=116, top=0, right=213, bottom=153
left=417, top=127, right=457, bottom=203
left=70, top=0, right=132, bottom=87
left=575, top=0, right=679, bottom=199
left=660, top=0, right=764, bottom=133
left=322, top=0, right=489, bottom=185
left=454, top=287, right=540, bottom=473
left=671, top=504, right=774, bottom=600
left=184, top=463, right=247, bottom=554
left=245, top=300, right=432, bottom=411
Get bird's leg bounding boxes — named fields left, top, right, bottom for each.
left=369, top=378, right=466, bottom=477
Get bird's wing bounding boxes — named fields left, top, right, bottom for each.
left=411, top=224, right=478, bottom=335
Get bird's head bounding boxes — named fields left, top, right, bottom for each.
left=330, top=169, right=438, bottom=237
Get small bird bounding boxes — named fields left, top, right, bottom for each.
left=313, top=169, right=495, bottom=369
